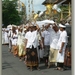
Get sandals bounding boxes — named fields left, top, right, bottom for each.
left=54, top=67, right=61, bottom=70
left=47, top=65, right=50, bottom=69
left=54, top=67, right=64, bottom=71
left=54, top=67, right=59, bottom=70
left=30, top=67, right=33, bottom=71
left=37, top=67, right=40, bottom=71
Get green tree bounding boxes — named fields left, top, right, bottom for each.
left=2, top=0, right=21, bottom=27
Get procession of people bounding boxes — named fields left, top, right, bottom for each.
left=2, top=19, right=71, bottom=71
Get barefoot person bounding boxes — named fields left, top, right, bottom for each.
left=24, top=23, right=40, bottom=71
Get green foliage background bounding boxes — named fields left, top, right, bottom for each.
left=2, top=0, right=21, bottom=27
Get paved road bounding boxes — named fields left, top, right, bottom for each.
left=2, top=45, right=71, bottom=75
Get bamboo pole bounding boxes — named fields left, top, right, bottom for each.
left=68, top=2, right=71, bottom=16
left=28, top=0, right=31, bottom=20
left=18, top=0, right=20, bottom=13
left=60, top=10, right=63, bottom=20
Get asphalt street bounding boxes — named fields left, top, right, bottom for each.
left=2, top=45, right=71, bottom=75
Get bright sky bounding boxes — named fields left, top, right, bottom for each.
left=20, top=0, right=46, bottom=17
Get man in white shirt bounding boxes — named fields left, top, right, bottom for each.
left=8, top=27, right=12, bottom=52
left=24, top=24, right=40, bottom=71
left=42, top=25, right=51, bottom=66
left=55, top=24, right=68, bottom=71
left=2, top=28, right=5, bottom=44
left=47, top=24, right=60, bottom=68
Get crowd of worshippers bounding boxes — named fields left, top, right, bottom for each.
left=2, top=22, right=68, bottom=71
